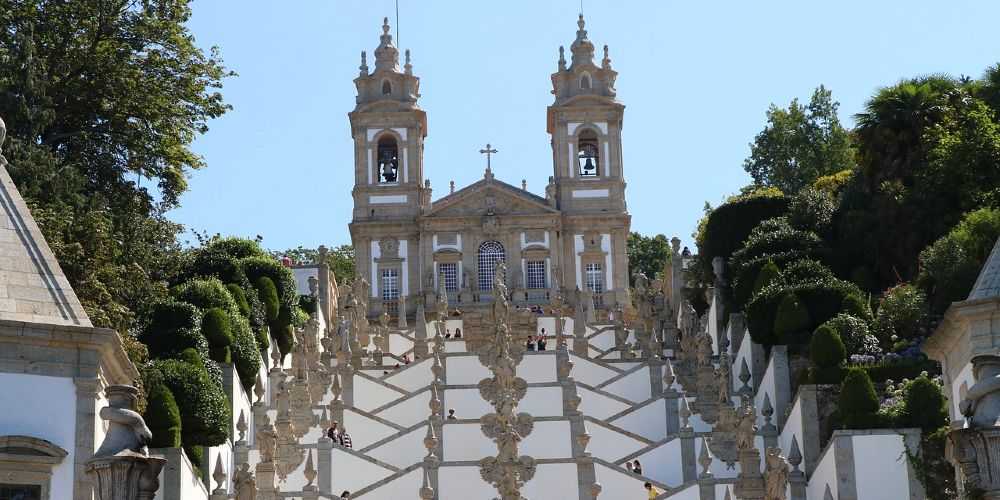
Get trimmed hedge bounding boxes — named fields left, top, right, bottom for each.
left=809, top=325, right=846, bottom=384
left=899, top=374, right=949, bottom=432
left=140, top=300, right=203, bottom=359
left=788, top=187, right=835, bottom=234
left=838, top=368, right=880, bottom=429
left=697, top=190, right=789, bottom=282
left=730, top=217, right=826, bottom=308
left=747, top=259, right=868, bottom=347
left=226, top=283, right=251, bottom=318
left=229, top=313, right=260, bottom=392
left=255, top=276, right=280, bottom=323
left=147, top=358, right=230, bottom=446
left=144, top=383, right=181, bottom=448
left=201, top=308, right=232, bottom=364
left=774, top=292, right=811, bottom=340
left=299, top=294, right=317, bottom=315
left=823, top=313, right=880, bottom=356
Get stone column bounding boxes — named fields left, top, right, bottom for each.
left=679, top=399, right=697, bottom=483
left=788, top=436, right=807, bottom=500
left=760, top=393, right=779, bottom=450
left=317, top=436, right=333, bottom=493
left=74, top=377, right=102, bottom=500
left=697, top=438, right=716, bottom=500
left=573, top=304, right=588, bottom=357
left=414, top=302, right=429, bottom=357
left=663, top=361, right=681, bottom=437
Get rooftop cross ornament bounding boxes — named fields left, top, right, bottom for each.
left=480, top=143, right=498, bottom=175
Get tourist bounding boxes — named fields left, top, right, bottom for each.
left=633, top=459, right=643, bottom=475
left=454, top=328, right=462, bottom=338
left=447, top=409, right=457, bottom=420
left=626, top=461, right=634, bottom=473
left=404, top=354, right=411, bottom=365
left=339, top=425, right=353, bottom=449
left=526, top=336, right=536, bottom=351
left=644, top=482, right=659, bottom=499
left=326, top=421, right=343, bottom=442
left=445, top=330, right=452, bottom=339
left=394, top=363, right=401, bottom=370
left=340, top=491, right=351, bottom=499
left=537, top=332, right=547, bottom=351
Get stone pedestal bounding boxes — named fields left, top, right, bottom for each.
left=256, top=462, right=277, bottom=500
left=950, top=427, right=1000, bottom=499
left=734, top=448, right=765, bottom=500
left=86, top=455, right=167, bottom=500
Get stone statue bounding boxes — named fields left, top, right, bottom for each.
left=764, top=447, right=790, bottom=500
left=256, top=413, right=278, bottom=463
left=960, top=355, right=1000, bottom=428
left=233, top=463, right=257, bottom=500
left=736, top=404, right=757, bottom=451
left=93, top=385, right=153, bottom=458
left=717, top=355, right=732, bottom=404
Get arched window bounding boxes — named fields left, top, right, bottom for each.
left=382, top=80, right=392, bottom=95
left=580, top=72, right=592, bottom=90
left=577, top=130, right=599, bottom=176
left=477, top=241, right=505, bottom=291
left=377, top=136, right=399, bottom=183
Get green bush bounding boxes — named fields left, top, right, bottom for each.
left=172, top=278, right=236, bottom=312
left=774, top=292, right=812, bottom=341
left=847, top=357, right=939, bottom=384
left=917, top=207, right=1000, bottom=314
left=184, top=444, right=203, bottom=471
left=226, top=283, right=251, bottom=317
left=144, top=383, right=181, bottom=448
left=255, top=276, right=280, bottom=323
left=899, top=374, right=949, bottom=432
left=873, top=284, right=927, bottom=341
left=730, top=218, right=826, bottom=307
left=201, top=308, right=233, bottom=363
left=148, top=357, right=230, bottom=446
left=823, top=313, right=881, bottom=356
left=240, top=256, right=298, bottom=312
left=810, top=325, right=846, bottom=384
left=299, top=294, right=317, bottom=315
left=696, top=189, right=789, bottom=283
left=788, top=187, right=835, bottom=234
left=838, top=368, right=881, bottom=429
left=753, top=260, right=781, bottom=297
left=183, top=240, right=268, bottom=344
left=229, top=313, right=261, bottom=392
left=140, top=300, right=203, bottom=359
left=841, top=293, right=870, bottom=319
left=276, top=324, right=294, bottom=359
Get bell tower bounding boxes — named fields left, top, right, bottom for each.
left=349, top=17, right=428, bottom=222
left=547, top=15, right=626, bottom=215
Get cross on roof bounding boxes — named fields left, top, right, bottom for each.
left=479, top=143, right=498, bottom=174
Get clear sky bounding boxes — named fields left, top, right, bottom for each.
left=174, top=0, right=1000, bottom=251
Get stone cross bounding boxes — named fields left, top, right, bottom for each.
left=480, top=143, right=498, bottom=174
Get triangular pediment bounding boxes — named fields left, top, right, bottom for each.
left=426, top=177, right=558, bottom=218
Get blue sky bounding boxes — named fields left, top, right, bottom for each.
left=175, top=0, right=1000, bottom=251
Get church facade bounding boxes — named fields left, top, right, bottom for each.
left=348, top=16, right=631, bottom=318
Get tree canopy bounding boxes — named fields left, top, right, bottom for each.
left=626, top=232, right=671, bottom=285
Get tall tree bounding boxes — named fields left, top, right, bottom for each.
left=0, top=0, right=232, bottom=336
left=743, top=86, right=854, bottom=193
left=274, top=245, right=356, bottom=286
left=627, top=232, right=671, bottom=285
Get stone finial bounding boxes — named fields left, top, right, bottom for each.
left=331, top=372, right=342, bottom=402
left=254, top=373, right=266, bottom=403
left=762, top=393, right=775, bottom=429
left=237, top=410, right=248, bottom=442
left=359, top=50, right=368, bottom=76
left=319, top=408, right=330, bottom=430
left=404, top=49, right=413, bottom=75
left=788, top=436, right=803, bottom=472
left=590, top=482, right=602, bottom=498
left=663, top=360, right=676, bottom=391
left=558, top=46, right=567, bottom=71
left=680, top=398, right=692, bottom=431
left=823, top=484, right=834, bottom=500
left=420, top=467, right=435, bottom=499
left=429, top=383, right=443, bottom=416
left=723, top=486, right=733, bottom=500
left=449, top=180, right=455, bottom=193
left=212, top=454, right=227, bottom=494
left=270, top=342, right=282, bottom=369
left=93, top=385, right=152, bottom=458
left=698, top=438, right=715, bottom=478
left=671, top=237, right=681, bottom=255
left=602, top=44, right=612, bottom=69
left=423, top=421, right=439, bottom=459
left=738, top=359, right=752, bottom=395
left=304, top=450, right=317, bottom=488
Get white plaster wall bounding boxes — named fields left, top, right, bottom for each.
left=569, top=354, right=620, bottom=387
left=520, top=421, right=572, bottom=459
left=94, top=387, right=108, bottom=453
left=519, top=386, right=564, bottom=417
left=229, top=370, right=253, bottom=445
left=330, top=448, right=394, bottom=494
left=445, top=355, right=492, bottom=385
left=388, top=333, right=414, bottom=356
left=601, top=234, right=613, bottom=289
left=754, top=354, right=778, bottom=428
left=807, top=440, right=838, bottom=500
left=204, top=440, right=234, bottom=494
left=443, top=388, right=493, bottom=418
left=666, top=483, right=701, bottom=500
left=442, top=423, right=496, bottom=461
left=733, top=326, right=754, bottom=395
left=574, top=235, right=584, bottom=289
left=383, top=358, right=432, bottom=392
left=376, top=390, right=431, bottom=427
left=343, top=408, right=398, bottom=449
left=636, top=437, right=684, bottom=487
left=353, top=375, right=405, bottom=412
left=853, top=434, right=912, bottom=500
left=292, top=267, right=318, bottom=295
left=577, top=386, right=631, bottom=420
left=602, top=368, right=651, bottom=403
left=444, top=340, right=467, bottom=353
left=778, top=393, right=804, bottom=463
left=0, top=373, right=76, bottom=498
left=364, top=467, right=423, bottom=499
left=587, top=328, right=617, bottom=351
left=594, top=462, right=654, bottom=500
left=366, top=423, right=427, bottom=468
left=586, top=421, right=647, bottom=462
left=519, top=354, right=556, bottom=383
left=439, top=465, right=495, bottom=500
left=611, top=400, right=666, bottom=441
left=521, top=463, right=578, bottom=499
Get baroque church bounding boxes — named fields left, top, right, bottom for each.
left=348, top=16, right=631, bottom=318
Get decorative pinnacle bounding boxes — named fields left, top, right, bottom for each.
left=404, top=49, right=412, bottom=75
left=236, top=410, right=247, bottom=442
left=270, top=342, right=282, bottom=369
left=577, top=13, right=586, bottom=32
left=680, top=397, right=692, bottom=430
left=382, top=16, right=390, bottom=34
left=420, top=467, right=435, bottom=499
left=424, top=420, right=439, bottom=458
left=331, top=372, right=342, bottom=402
left=762, top=392, right=775, bottom=426
left=212, top=454, right=227, bottom=494
left=558, top=46, right=567, bottom=71
left=359, top=50, right=368, bottom=76
left=698, top=438, right=715, bottom=478
left=723, top=486, right=733, bottom=500
left=253, top=373, right=265, bottom=403
left=304, top=449, right=317, bottom=487
left=663, top=360, right=676, bottom=390
left=789, top=435, right=803, bottom=471
left=602, top=44, right=611, bottom=69
left=590, top=482, right=602, bottom=498
left=738, top=358, right=751, bottom=390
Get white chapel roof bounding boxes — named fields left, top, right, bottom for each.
left=0, top=159, right=91, bottom=327
left=968, top=236, right=1000, bottom=301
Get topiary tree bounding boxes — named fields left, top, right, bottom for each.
left=148, top=357, right=230, bottom=446
left=773, top=292, right=812, bottom=344
left=229, top=313, right=260, bottom=392
left=838, top=368, right=881, bottom=429
left=810, top=325, right=846, bottom=383
left=143, top=383, right=181, bottom=448
left=753, top=260, right=781, bottom=297
left=201, top=307, right=233, bottom=363
left=695, top=189, right=789, bottom=284
left=226, top=283, right=251, bottom=317
left=140, top=300, right=203, bottom=359
left=899, top=374, right=949, bottom=432
left=254, top=276, right=280, bottom=323
left=730, top=217, right=826, bottom=307
left=787, top=188, right=836, bottom=234
left=823, top=313, right=881, bottom=357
